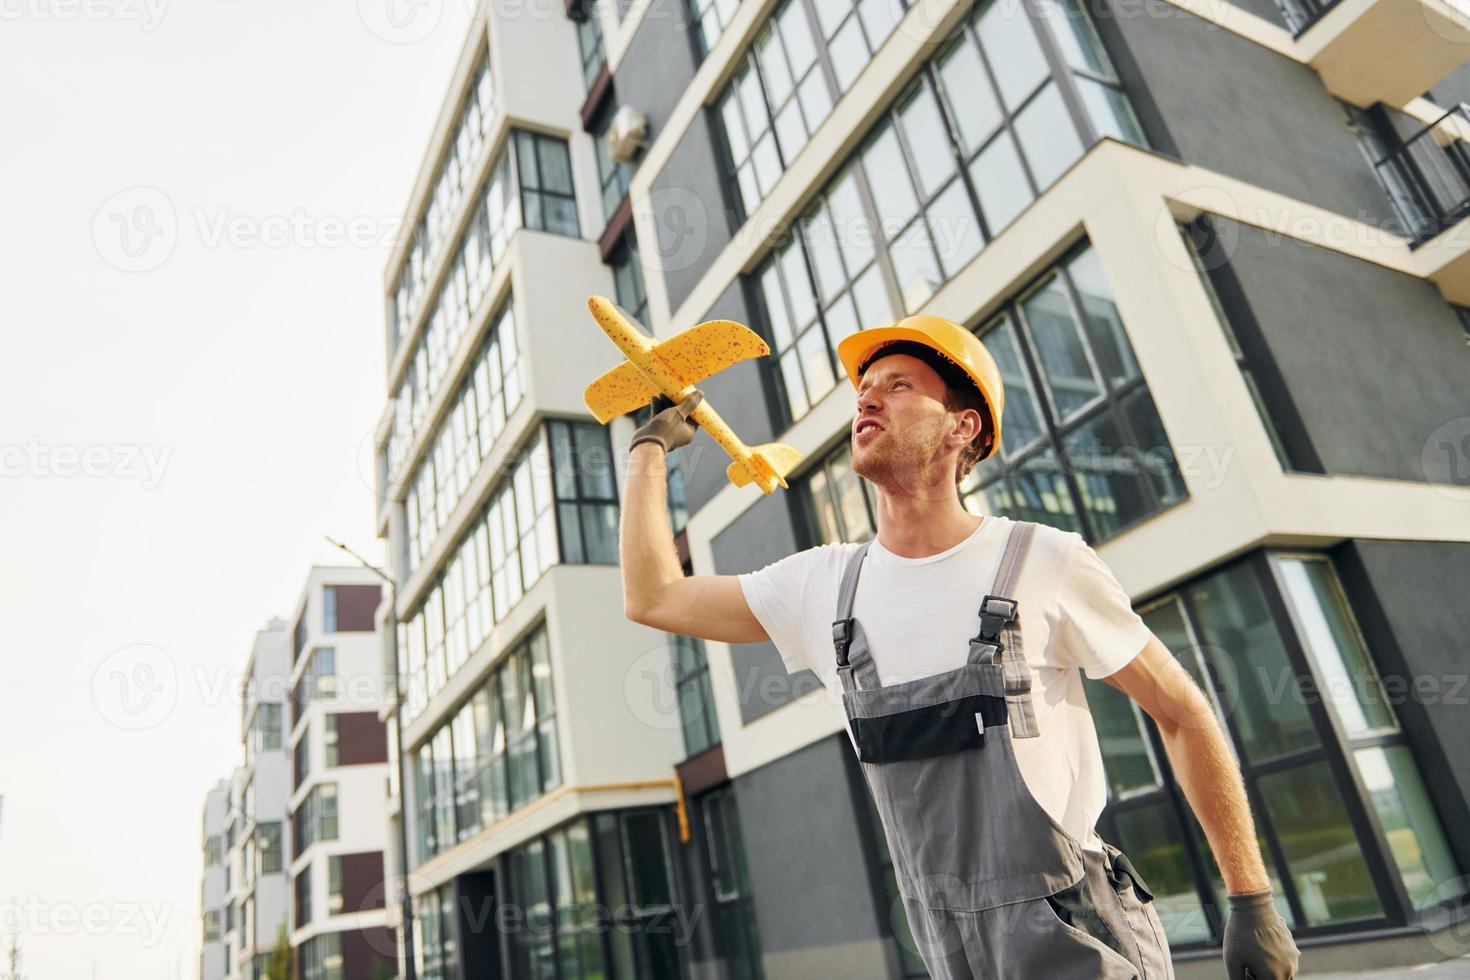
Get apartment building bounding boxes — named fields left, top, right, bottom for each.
left=373, top=0, right=1470, bottom=976
left=286, top=567, right=396, bottom=980
left=201, top=780, right=230, bottom=980
left=198, top=622, right=294, bottom=980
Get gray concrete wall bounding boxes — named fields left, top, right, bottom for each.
left=649, top=112, right=739, bottom=314
left=1098, top=0, right=1398, bottom=228
left=1211, top=220, right=1470, bottom=482
left=676, top=280, right=782, bottom=515
left=733, top=734, right=893, bottom=979
left=611, top=0, right=699, bottom=145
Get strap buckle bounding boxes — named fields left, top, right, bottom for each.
left=976, top=594, right=1017, bottom=642
left=832, top=618, right=854, bottom=667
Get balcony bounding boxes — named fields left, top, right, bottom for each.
left=1291, top=0, right=1470, bottom=107
left=1376, top=104, right=1470, bottom=245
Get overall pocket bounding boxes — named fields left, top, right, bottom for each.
left=1102, top=842, right=1176, bottom=980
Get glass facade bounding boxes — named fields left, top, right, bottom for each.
left=412, top=624, right=560, bottom=864
left=389, top=50, right=497, bottom=360
left=959, top=243, right=1185, bottom=543
left=788, top=242, right=1183, bottom=545
left=403, top=302, right=525, bottom=575
left=1083, top=550, right=1461, bottom=950
left=716, top=0, right=911, bottom=220
left=299, top=930, right=343, bottom=980
left=386, top=130, right=576, bottom=495
left=698, top=788, right=764, bottom=980
left=689, top=0, right=741, bottom=57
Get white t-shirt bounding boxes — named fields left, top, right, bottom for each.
left=737, top=514, right=1151, bottom=854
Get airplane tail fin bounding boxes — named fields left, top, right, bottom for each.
left=726, top=442, right=802, bottom=492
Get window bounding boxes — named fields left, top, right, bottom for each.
left=688, top=0, right=740, bottom=57
left=731, top=0, right=1144, bottom=310
left=295, top=866, right=312, bottom=927
left=300, top=930, right=343, bottom=980
left=1272, top=555, right=1458, bottom=911
left=257, top=822, right=283, bottom=875
left=805, top=441, right=876, bottom=544
left=411, top=625, right=561, bottom=865
left=295, top=783, right=339, bottom=854
left=247, top=702, right=282, bottom=762
left=403, top=301, right=525, bottom=577
left=322, top=586, right=338, bottom=632
left=575, top=8, right=606, bottom=94
left=328, top=855, right=344, bottom=915
left=203, top=910, right=221, bottom=943
left=699, top=789, right=765, bottom=979
left=400, top=421, right=613, bottom=721
left=517, top=131, right=579, bottom=238
left=386, top=127, right=573, bottom=495
left=594, top=107, right=634, bottom=227
left=324, top=715, right=340, bottom=768
left=414, top=885, right=460, bottom=980
left=610, top=229, right=649, bottom=326
left=294, top=730, right=310, bottom=789
left=674, top=634, right=720, bottom=757
left=594, top=809, right=682, bottom=976
left=716, top=0, right=835, bottom=221
left=550, top=419, right=620, bottom=567
left=292, top=615, right=307, bottom=664
left=387, top=51, right=496, bottom=360
left=958, top=242, right=1185, bottom=543
left=1083, top=551, right=1463, bottom=953
left=293, top=647, right=337, bottom=723
left=205, top=835, right=222, bottom=866
left=504, top=824, right=607, bottom=979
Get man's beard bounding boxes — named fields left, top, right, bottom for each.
left=852, top=416, right=952, bottom=497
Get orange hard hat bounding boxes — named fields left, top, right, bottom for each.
left=836, top=315, right=1005, bottom=462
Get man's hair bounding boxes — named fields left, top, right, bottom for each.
left=858, top=340, right=994, bottom=486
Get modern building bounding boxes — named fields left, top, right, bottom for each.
left=286, top=567, right=396, bottom=980
left=201, top=780, right=231, bottom=980
left=200, top=621, right=293, bottom=980
left=372, top=0, right=1470, bottom=976
left=232, top=620, right=293, bottom=980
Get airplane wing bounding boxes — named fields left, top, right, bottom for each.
left=583, top=319, right=771, bottom=423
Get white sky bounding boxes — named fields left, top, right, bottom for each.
left=0, top=2, right=482, bottom=976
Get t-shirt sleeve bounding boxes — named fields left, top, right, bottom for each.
left=738, top=549, right=820, bottom=675
left=1053, top=532, right=1152, bottom=679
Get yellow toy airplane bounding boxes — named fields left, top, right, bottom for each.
left=582, top=295, right=802, bottom=494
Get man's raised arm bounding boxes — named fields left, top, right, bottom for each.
left=620, top=393, right=770, bottom=645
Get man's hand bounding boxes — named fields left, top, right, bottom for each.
left=631, top=391, right=703, bottom=454
left=1223, top=888, right=1299, bottom=979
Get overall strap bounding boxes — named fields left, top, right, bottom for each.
left=966, top=521, right=1041, bottom=738
left=831, top=539, right=878, bottom=692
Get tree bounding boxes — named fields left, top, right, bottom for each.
left=265, top=921, right=295, bottom=980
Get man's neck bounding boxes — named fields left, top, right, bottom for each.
left=873, top=498, right=984, bottom=560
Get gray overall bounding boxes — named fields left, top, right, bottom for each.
left=833, top=520, right=1175, bottom=979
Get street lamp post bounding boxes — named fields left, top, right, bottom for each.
left=325, top=537, right=417, bottom=980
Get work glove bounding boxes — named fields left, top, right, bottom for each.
left=630, top=391, right=703, bottom=454
left=1223, top=888, right=1300, bottom=979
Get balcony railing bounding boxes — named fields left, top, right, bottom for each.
left=1375, top=104, right=1470, bottom=246
left=1276, top=0, right=1340, bottom=35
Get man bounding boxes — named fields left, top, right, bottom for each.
left=620, top=312, right=1300, bottom=979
